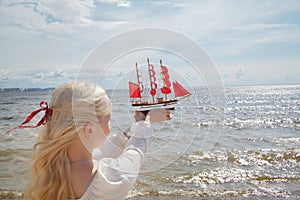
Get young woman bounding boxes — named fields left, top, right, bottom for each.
left=17, top=82, right=171, bottom=199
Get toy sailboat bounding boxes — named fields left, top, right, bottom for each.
left=129, top=58, right=191, bottom=112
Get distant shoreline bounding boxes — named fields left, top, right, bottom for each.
left=1, top=83, right=300, bottom=92
left=0, top=88, right=55, bottom=92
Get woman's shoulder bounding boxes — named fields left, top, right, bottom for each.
left=79, top=167, right=134, bottom=200
left=70, top=161, right=97, bottom=199
left=76, top=171, right=99, bottom=200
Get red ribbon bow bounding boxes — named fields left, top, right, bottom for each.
left=7, top=101, right=53, bottom=133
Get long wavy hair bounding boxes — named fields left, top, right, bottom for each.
left=24, top=82, right=111, bottom=200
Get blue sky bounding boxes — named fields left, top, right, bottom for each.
left=0, top=0, right=300, bottom=88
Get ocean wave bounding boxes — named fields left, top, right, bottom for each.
left=0, top=102, right=16, bottom=106
left=1, top=186, right=298, bottom=200
left=171, top=167, right=300, bottom=186
left=128, top=184, right=299, bottom=199
left=178, top=148, right=300, bottom=168
left=196, top=117, right=300, bottom=129
left=0, top=190, right=23, bottom=199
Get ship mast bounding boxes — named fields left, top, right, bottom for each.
left=147, top=58, right=156, bottom=103
left=160, top=59, right=167, bottom=100
left=160, top=59, right=172, bottom=100
left=135, top=62, right=142, bottom=102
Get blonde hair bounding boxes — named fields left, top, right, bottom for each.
left=24, top=82, right=111, bottom=200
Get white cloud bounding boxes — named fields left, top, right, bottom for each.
left=0, top=69, right=11, bottom=81
left=153, top=1, right=188, bottom=8
left=227, top=23, right=291, bottom=31
left=95, top=0, right=131, bottom=7
left=225, top=23, right=300, bottom=45
left=254, top=25, right=300, bottom=44
left=38, top=0, right=95, bottom=24
left=1, top=1, right=81, bottom=35
left=97, top=20, right=128, bottom=29
left=0, top=69, right=78, bottom=88
left=46, top=70, right=65, bottom=78
left=219, top=55, right=300, bottom=86
left=33, top=72, right=45, bottom=79
left=0, top=0, right=127, bottom=36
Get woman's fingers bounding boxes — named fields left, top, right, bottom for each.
left=148, top=109, right=172, bottom=123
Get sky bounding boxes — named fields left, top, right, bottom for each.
left=0, top=0, right=300, bottom=88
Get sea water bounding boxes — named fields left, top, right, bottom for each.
left=0, top=85, right=299, bottom=199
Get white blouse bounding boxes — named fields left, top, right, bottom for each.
left=77, top=120, right=152, bottom=200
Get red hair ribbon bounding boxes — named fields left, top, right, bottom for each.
left=7, top=101, right=53, bottom=133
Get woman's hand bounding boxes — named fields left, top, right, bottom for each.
left=134, top=111, right=146, bottom=122
left=134, top=109, right=172, bottom=123
left=147, top=109, right=172, bottom=123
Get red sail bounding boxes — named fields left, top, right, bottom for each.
left=161, top=66, right=168, bottom=73
left=129, top=82, right=141, bottom=98
left=164, top=79, right=171, bottom=87
left=173, top=81, right=190, bottom=97
left=161, top=65, right=172, bottom=94
left=160, top=87, right=171, bottom=94
left=150, top=89, right=156, bottom=96
left=149, top=64, right=157, bottom=97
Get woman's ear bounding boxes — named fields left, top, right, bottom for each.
left=83, top=122, right=93, bottom=137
